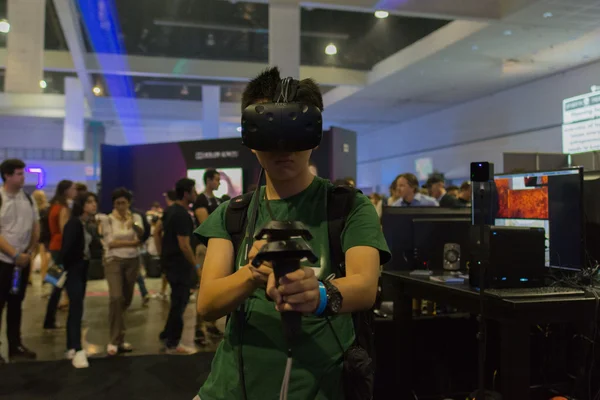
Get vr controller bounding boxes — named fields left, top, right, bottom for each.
left=241, top=77, right=323, bottom=152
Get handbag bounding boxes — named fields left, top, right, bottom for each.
left=44, top=262, right=67, bottom=288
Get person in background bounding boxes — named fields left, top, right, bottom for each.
left=426, top=175, right=461, bottom=208
left=61, top=192, right=98, bottom=369
left=391, top=173, right=438, bottom=207
left=446, top=185, right=459, bottom=199
left=159, top=178, right=199, bottom=355
left=44, top=180, right=77, bottom=330
left=457, top=181, right=472, bottom=206
left=192, top=170, right=223, bottom=346
left=387, top=178, right=401, bottom=205
left=152, top=190, right=178, bottom=300
left=0, top=159, right=39, bottom=364
left=31, top=190, right=51, bottom=287
left=368, top=193, right=383, bottom=218
left=100, top=188, right=144, bottom=356
left=75, top=183, right=88, bottom=196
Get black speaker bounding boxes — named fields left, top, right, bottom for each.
left=471, top=162, right=494, bottom=182
left=472, top=181, right=499, bottom=225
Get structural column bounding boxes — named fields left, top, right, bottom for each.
left=269, top=0, right=300, bottom=79
left=202, top=85, right=221, bottom=140
left=5, top=0, right=46, bottom=93
left=63, top=77, right=85, bottom=151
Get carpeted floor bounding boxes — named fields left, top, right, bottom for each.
left=0, top=352, right=215, bottom=400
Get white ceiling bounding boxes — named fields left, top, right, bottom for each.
left=323, top=0, right=600, bottom=134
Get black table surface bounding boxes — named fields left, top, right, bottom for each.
left=382, top=270, right=598, bottom=324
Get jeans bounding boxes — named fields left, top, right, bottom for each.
left=137, top=274, right=148, bottom=298
left=65, top=261, right=89, bottom=351
left=161, top=276, right=191, bottom=348
left=43, top=251, right=62, bottom=329
left=0, top=261, right=31, bottom=349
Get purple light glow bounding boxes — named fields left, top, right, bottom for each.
left=26, top=167, right=45, bottom=189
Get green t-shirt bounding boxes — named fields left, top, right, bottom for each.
left=195, top=176, right=391, bottom=400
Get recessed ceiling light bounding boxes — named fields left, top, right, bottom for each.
left=93, top=86, right=102, bottom=96
left=472, top=45, right=479, bottom=51
left=503, top=30, right=512, bottom=36
left=0, top=19, right=10, bottom=34
left=39, top=80, right=47, bottom=89
left=236, top=126, right=242, bottom=133
left=325, top=43, right=337, bottom=56
left=543, top=12, right=553, bottom=18
left=374, top=10, right=389, bottom=19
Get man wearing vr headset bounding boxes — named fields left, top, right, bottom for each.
left=194, top=67, right=390, bottom=400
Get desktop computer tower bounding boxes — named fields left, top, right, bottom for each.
left=469, top=226, right=546, bottom=288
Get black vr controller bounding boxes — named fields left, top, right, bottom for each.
left=251, top=221, right=318, bottom=345
left=241, top=77, right=323, bottom=152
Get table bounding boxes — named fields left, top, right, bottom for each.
left=383, top=270, right=598, bottom=400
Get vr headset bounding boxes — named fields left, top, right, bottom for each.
left=241, top=77, right=323, bottom=152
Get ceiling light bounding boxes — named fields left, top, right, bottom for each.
left=325, top=43, right=337, bottom=56
left=92, top=86, right=102, bottom=96
left=206, top=33, right=215, bottom=47
left=503, top=30, right=512, bottom=36
left=472, top=45, right=479, bottom=51
left=39, top=80, right=47, bottom=89
left=590, top=85, right=600, bottom=92
left=374, top=10, right=389, bottom=19
left=543, top=12, right=553, bottom=18
left=181, top=85, right=189, bottom=95
left=225, top=89, right=232, bottom=97
left=236, top=126, right=242, bottom=133
left=0, top=19, right=10, bottom=34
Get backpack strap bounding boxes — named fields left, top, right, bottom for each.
left=224, top=191, right=255, bottom=267
left=327, top=185, right=361, bottom=277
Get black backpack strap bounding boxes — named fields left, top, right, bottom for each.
left=225, top=191, right=255, bottom=259
left=24, top=192, right=33, bottom=207
left=327, top=185, right=361, bottom=277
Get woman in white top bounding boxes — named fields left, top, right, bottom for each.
left=100, top=188, right=143, bottom=356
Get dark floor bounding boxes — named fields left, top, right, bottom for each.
left=0, top=273, right=223, bottom=399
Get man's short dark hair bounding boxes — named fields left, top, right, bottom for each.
left=0, top=159, right=25, bottom=182
left=112, top=187, right=133, bottom=204
left=426, top=174, right=445, bottom=188
left=460, top=181, right=472, bottom=191
left=165, top=190, right=177, bottom=202
left=175, top=178, right=196, bottom=200
left=203, top=169, right=219, bottom=184
left=241, top=67, right=324, bottom=112
left=446, top=185, right=459, bottom=192
left=75, top=182, right=88, bottom=193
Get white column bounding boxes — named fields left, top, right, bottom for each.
left=5, top=0, right=46, bottom=93
left=62, top=77, right=85, bottom=151
left=202, top=85, right=221, bottom=140
left=269, top=0, right=300, bottom=79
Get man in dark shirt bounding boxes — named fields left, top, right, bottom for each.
left=192, top=169, right=222, bottom=345
left=159, top=178, right=198, bottom=355
left=427, top=175, right=462, bottom=208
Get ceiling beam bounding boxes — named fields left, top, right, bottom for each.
left=51, top=0, right=95, bottom=107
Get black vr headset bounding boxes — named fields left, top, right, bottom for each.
left=241, top=77, right=323, bottom=152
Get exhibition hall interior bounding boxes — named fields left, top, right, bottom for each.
left=1, top=0, right=600, bottom=399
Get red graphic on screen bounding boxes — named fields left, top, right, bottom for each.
left=496, top=176, right=549, bottom=219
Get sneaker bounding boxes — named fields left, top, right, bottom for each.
left=65, top=349, right=76, bottom=360
left=165, top=344, right=197, bottom=355
left=106, top=344, right=118, bottom=356
left=9, top=345, right=37, bottom=361
left=118, top=342, right=133, bottom=353
left=72, top=350, right=89, bottom=369
left=194, top=330, right=208, bottom=346
left=142, top=295, right=150, bottom=307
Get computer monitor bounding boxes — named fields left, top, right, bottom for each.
left=381, top=207, right=471, bottom=271
left=493, top=167, right=584, bottom=270
left=413, top=218, right=471, bottom=270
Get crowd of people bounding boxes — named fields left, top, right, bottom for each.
left=0, top=159, right=231, bottom=368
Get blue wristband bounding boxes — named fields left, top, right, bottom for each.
left=314, top=281, right=328, bottom=316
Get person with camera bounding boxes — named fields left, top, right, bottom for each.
left=0, top=159, right=39, bottom=364
left=193, top=68, right=391, bottom=400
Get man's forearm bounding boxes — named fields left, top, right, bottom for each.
left=0, top=235, right=17, bottom=259
left=330, top=274, right=378, bottom=314
left=180, top=244, right=196, bottom=266
left=197, top=266, right=257, bottom=321
left=26, top=223, right=40, bottom=253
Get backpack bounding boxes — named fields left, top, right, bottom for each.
left=225, top=184, right=376, bottom=399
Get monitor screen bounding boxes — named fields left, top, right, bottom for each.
left=187, top=168, right=244, bottom=199
left=494, top=168, right=584, bottom=270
